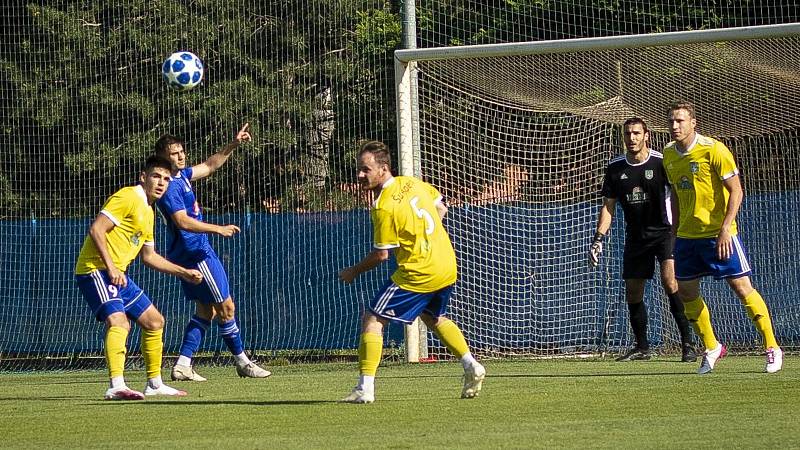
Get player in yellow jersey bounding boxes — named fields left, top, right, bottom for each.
left=662, top=101, right=782, bottom=374
left=75, top=155, right=203, bottom=400
left=338, top=140, right=485, bottom=404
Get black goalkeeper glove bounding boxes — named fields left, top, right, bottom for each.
left=588, top=232, right=605, bottom=268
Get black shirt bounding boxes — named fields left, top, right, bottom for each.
left=600, top=150, right=672, bottom=241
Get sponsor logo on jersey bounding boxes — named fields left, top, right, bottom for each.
left=627, top=186, right=648, bottom=203
left=679, top=175, right=692, bottom=190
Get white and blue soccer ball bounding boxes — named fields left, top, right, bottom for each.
left=161, top=51, right=204, bottom=91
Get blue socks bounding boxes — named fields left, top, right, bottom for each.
left=179, top=315, right=210, bottom=358
left=219, top=319, right=244, bottom=356
left=180, top=316, right=246, bottom=361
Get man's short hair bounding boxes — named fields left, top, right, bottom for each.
left=623, top=117, right=649, bottom=134
left=154, top=134, right=183, bottom=157
left=358, top=140, right=392, bottom=168
left=144, top=154, right=173, bottom=174
left=669, top=101, right=697, bottom=119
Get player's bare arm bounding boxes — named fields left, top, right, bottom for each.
left=140, top=245, right=203, bottom=284
left=339, top=249, right=390, bottom=284
left=589, top=197, right=616, bottom=267
left=191, top=123, right=251, bottom=180
left=595, top=197, right=616, bottom=236
left=88, top=213, right=126, bottom=287
left=435, top=200, right=448, bottom=219
left=170, top=209, right=240, bottom=237
left=718, top=174, right=744, bottom=261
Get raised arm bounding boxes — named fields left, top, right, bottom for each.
left=191, top=123, right=251, bottom=181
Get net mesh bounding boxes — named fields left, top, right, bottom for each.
left=1, top=1, right=799, bottom=370
left=412, top=35, right=800, bottom=358
left=0, top=1, right=401, bottom=370
left=416, top=1, right=800, bottom=46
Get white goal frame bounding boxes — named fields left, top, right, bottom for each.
left=394, top=22, right=800, bottom=362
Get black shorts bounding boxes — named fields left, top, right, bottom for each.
left=622, top=232, right=674, bottom=280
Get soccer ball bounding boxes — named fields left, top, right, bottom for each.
left=161, top=51, right=204, bottom=91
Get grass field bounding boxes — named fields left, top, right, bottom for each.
left=1, top=356, right=798, bottom=449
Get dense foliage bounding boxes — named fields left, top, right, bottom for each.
left=0, top=1, right=797, bottom=217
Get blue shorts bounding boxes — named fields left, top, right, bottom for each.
left=369, top=280, right=454, bottom=324
left=75, top=270, right=153, bottom=322
left=674, top=236, right=752, bottom=280
left=180, top=253, right=231, bottom=304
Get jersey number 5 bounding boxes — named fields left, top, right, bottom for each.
left=410, top=196, right=435, bottom=235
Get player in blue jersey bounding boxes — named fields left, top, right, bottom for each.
left=75, top=155, right=202, bottom=400
left=155, top=123, right=271, bottom=381
left=590, top=118, right=696, bottom=362
left=338, top=140, right=485, bottom=404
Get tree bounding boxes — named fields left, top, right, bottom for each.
left=0, top=0, right=401, bottom=218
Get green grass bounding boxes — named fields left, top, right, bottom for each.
left=1, top=357, right=798, bottom=449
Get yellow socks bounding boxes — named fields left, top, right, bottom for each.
left=682, top=297, right=719, bottom=351
left=358, top=332, right=383, bottom=376
left=105, top=326, right=128, bottom=379
left=140, top=328, right=164, bottom=379
left=432, top=318, right=470, bottom=358
left=743, top=290, right=779, bottom=350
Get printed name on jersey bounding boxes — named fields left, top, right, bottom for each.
left=391, top=179, right=414, bottom=203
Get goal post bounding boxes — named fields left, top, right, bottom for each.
left=396, top=23, right=800, bottom=360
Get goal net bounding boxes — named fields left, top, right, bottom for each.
left=395, top=24, right=800, bottom=359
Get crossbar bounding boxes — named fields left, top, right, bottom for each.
left=395, top=22, right=800, bottom=62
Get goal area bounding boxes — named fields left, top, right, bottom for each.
left=395, top=23, right=800, bottom=361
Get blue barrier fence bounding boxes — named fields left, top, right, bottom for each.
left=1, top=192, right=798, bottom=357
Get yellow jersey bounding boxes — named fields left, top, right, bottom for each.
left=662, top=134, right=739, bottom=238
left=372, top=176, right=457, bottom=292
left=75, top=185, right=155, bottom=274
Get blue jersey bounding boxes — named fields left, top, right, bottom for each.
left=156, top=167, right=213, bottom=264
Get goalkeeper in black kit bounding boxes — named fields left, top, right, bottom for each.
left=590, top=118, right=696, bottom=362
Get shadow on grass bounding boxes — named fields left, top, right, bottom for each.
left=383, top=368, right=767, bottom=379
left=0, top=397, right=342, bottom=405
left=0, top=396, right=90, bottom=401
left=120, top=399, right=340, bottom=406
